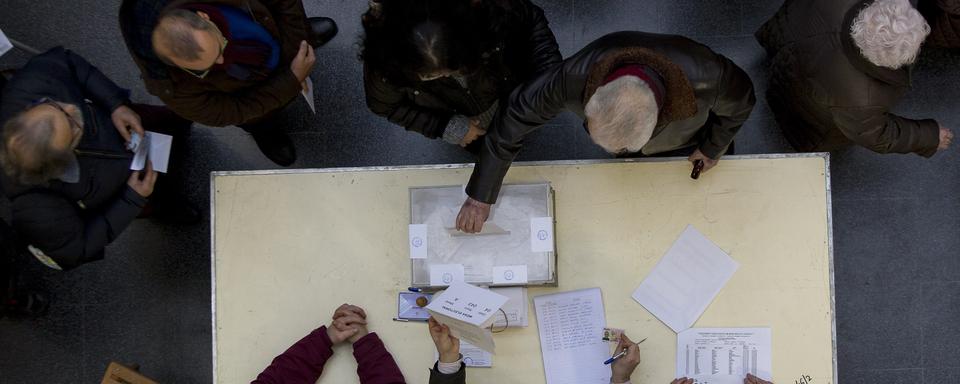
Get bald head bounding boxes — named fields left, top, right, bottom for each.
left=0, top=102, right=83, bottom=185
left=152, top=9, right=223, bottom=71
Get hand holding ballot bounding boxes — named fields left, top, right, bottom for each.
left=610, top=333, right=642, bottom=384
left=428, top=317, right=461, bottom=363
left=455, top=197, right=491, bottom=233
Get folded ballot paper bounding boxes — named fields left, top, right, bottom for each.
left=129, top=131, right=173, bottom=173
left=426, top=282, right=509, bottom=353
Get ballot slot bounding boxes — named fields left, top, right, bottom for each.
left=409, top=183, right=558, bottom=288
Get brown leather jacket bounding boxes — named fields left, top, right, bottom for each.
left=121, top=0, right=310, bottom=126
left=466, top=31, right=755, bottom=204
left=756, top=0, right=940, bottom=156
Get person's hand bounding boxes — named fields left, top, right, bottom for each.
left=301, top=80, right=310, bottom=94
left=939, top=126, right=953, bottom=151
left=459, top=119, right=487, bottom=147
left=111, top=105, right=144, bottom=144
left=327, top=303, right=368, bottom=344
left=127, top=160, right=158, bottom=198
left=290, top=40, right=317, bottom=82
left=688, top=148, right=719, bottom=175
left=455, top=197, right=491, bottom=233
left=671, top=378, right=694, bottom=384
left=744, top=373, right=773, bottom=384
left=610, top=333, right=641, bottom=384
left=428, top=317, right=460, bottom=363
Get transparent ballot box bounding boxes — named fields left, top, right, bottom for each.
left=409, top=183, right=558, bottom=288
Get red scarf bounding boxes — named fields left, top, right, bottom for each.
left=602, top=64, right=665, bottom=109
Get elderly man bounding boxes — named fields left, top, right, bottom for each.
left=120, top=0, right=338, bottom=166
left=756, top=0, right=953, bottom=156
left=0, top=47, right=197, bottom=271
left=455, top=31, right=756, bottom=232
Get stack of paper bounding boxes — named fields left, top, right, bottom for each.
left=631, top=225, right=739, bottom=333
left=426, top=282, right=509, bottom=353
left=533, top=288, right=610, bottom=384
left=676, top=328, right=772, bottom=384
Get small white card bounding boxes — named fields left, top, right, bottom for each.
left=0, top=29, right=12, bottom=57
left=409, top=224, right=428, bottom=259
left=129, top=131, right=173, bottom=173
left=429, top=264, right=464, bottom=286
left=529, top=217, right=555, bottom=252
left=301, top=76, right=316, bottom=114
left=492, top=265, right=528, bottom=285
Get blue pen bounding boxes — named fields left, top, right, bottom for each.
left=603, top=338, right=646, bottom=365
left=408, top=287, right=422, bottom=292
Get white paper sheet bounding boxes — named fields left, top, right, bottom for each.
left=129, top=131, right=173, bottom=173
left=492, top=265, right=528, bottom=285
left=533, top=288, right=611, bottom=384
left=301, top=76, right=316, bottom=113
left=429, top=264, right=464, bottom=286
left=529, top=217, right=555, bottom=252
left=490, top=287, right=528, bottom=328
left=435, top=340, right=492, bottom=367
left=426, top=282, right=509, bottom=353
left=409, top=224, right=428, bottom=259
left=0, top=29, right=12, bottom=57
left=676, top=328, right=772, bottom=383
left=632, top=225, right=739, bottom=333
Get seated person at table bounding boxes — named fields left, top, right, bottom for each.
left=253, top=303, right=405, bottom=384
left=0, top=47, right=197, bottom=271
left=360, top=0, right=562, bottom=149
left=456, top=31, right=756, bottom=233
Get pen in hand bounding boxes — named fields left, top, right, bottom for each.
left=603, top=338, right=646, bottom=365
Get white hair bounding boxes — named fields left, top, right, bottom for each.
left=850, top=0, right=930, bottom=69
left=584, top=76, right=659, bottom=154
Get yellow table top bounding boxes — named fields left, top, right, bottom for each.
left=212, top=154, right=836, bottom=384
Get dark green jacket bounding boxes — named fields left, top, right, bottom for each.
left=756, top=0, right=940, bottom=156
left=429, top=362, right=466, bottom=384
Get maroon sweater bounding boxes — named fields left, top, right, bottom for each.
left=252, top=326, right=406, bottom=384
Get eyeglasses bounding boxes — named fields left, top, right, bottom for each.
left=178, top=19, right=228, bottom=79
left=30, top=98, right=84, bottom=148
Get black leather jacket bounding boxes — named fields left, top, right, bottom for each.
left=0, top=48, right=144, bottom=270
left=363, top=0, right=562, bottom=140
left=467, top=31, right=756, bottom=204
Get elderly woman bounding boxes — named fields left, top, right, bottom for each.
left=360, top=0, right=561, bottom=149
left=756, top=0, right=953, bottom=156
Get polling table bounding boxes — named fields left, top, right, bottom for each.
left=211, top=154, right=836, bottom=384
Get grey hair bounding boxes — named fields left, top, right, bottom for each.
left=153, top=9, right=216, bottom=62
left=0, top=108, right=75, bottom=186
left=584, top=76, right=659, bottom=154
left=850, top=0, right=930, bottom=69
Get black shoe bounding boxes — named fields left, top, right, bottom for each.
left=152, top=193, right=201, bottom=225
left=250, top=130, right=297, bottom=166
left=307, top=17, right=338, bottom=47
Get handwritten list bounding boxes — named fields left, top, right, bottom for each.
left=534, top=288, right=611, bottom=384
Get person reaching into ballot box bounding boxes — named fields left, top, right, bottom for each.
left=253, top=303, right=406, bottom=384
left=455, top=31, right=756, bottom=233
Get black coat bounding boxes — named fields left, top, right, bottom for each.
left=756, top=0, right=940, bottom=156
left=429, top=363, right=465, bottom=384
left=920, top=0, right=960, bottom=48
left=0, top=48, right=145, bottom=270
left=466, top=31, right=756, bottom=204
left=363, top=0, right=562, bottom=140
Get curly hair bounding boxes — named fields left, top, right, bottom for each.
left=360, top=0, right=513, bottom=83
left=851, top=0, right=931, bottom=69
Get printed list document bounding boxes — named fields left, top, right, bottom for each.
left=534, top=288, right=611, bottom=384
left=632, top=225, right=739, bottom=333
left=676, top=328, right=772, bottom=384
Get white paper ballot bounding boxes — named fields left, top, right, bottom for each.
left=491, top=287, right=528, bottom=328
left=409, top=224, right=428, bottom=259
left=530, top=217, right=555, bottom=252
left=426, top=282, right=509, bottom=353
left=0, top=29, right=12, bottom=57
left=632, top=225, right=739, bottom=333
left=676, top=328, right=772, bottom=383
left=435, top=340, right=492, bottom=367
left=429, top=264, right=464, bottom=286
left=301, top=76, right=316, bottom=113
left=534, top=288, right=610, bottom=384
left=492, top=265, right=528, bottom=285
left=129, top=131, right=173, bottom=173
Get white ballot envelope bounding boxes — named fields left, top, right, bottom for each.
left=130, top=131, right=173, bottom=173
left=0, top=29, right=12, bottom=57
left=426, top=282, right=509, bottom=353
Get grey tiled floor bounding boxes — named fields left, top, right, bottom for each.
left=1, top=0, right=959, bottom=383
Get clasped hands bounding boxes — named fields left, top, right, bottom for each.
left=326, top=303, right=370, bottom=344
